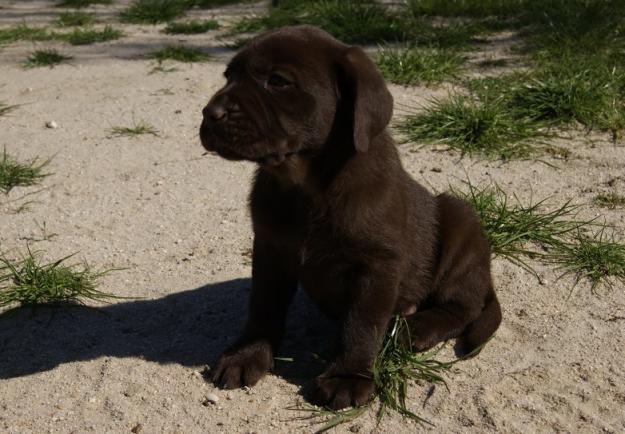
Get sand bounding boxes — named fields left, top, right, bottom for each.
left=1, top=1, right=624, bottom=433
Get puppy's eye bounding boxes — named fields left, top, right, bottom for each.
left=267, top=73, right=292, bottom=88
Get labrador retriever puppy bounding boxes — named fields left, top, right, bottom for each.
left=199, top=25, right=501, bottom=410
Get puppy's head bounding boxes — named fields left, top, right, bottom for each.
left=199, top=25, right=393, bottom=167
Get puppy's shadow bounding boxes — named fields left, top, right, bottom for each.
left=0, top=279, right=336, bottom=383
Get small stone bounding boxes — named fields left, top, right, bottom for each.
left=349, top=424, right=361, bottom=433
left=46, top=120, right=58, bottom=129
left=431, top=167, right=442, bottom=173
left=203, top=393, right=219, bottom=405
left=131, top=423, right=143, bottom=433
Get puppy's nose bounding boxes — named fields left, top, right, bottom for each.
left=203, top=104, right=227, bottom=123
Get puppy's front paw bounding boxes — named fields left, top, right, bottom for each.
left=211, top=340, right=273, bottom=389
left=309, top=367, right=375, bottom=410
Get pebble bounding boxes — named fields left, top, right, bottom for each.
left=45, top=120, right=58, bottom=129
left=131, top=423, right=143, bottom=433
left=203, top=393, right=219, bottom=405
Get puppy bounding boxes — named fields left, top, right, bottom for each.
left=200, top=25, right=501, bottom=410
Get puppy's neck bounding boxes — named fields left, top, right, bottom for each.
left=260, top=154, right=316, bottom=192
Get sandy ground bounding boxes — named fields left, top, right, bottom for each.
left=1, top=1, right=625, bottom=433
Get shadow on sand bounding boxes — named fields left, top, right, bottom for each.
left=0, top=278, right=337, bottom=384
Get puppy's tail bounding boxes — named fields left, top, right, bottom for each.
left=458, top=289, right=502, bottom=357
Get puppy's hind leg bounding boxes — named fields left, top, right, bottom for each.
left=405, top=193, right=501, bottom=355
left=404, top=273, right=485, bottom=353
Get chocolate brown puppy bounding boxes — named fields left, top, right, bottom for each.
left=200, top=25, right=501, bottom=410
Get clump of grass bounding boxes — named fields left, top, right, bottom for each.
left=453, top=182, right=585, bottom=271
left=120, top=0, right=191, bottom=24
left=163, top=19, right=219, bottom=34
left=397, top=95, right=541, bottom=160
left=407, top=0, right=526, bottom=17
left=377, top=46, right=465, bottom=86
left=149, top=45, right=210, bottom=62
left=56, top=0, right=112, bottom=7
left=109, top=121, right=159, bottom=137
left=0, top=102, right=18, bottom=117
left=297, top=316, right=456, bottom=432
left=63, top=25, right=123, bottom=45
left=23, top=49, right=72, bottom=69
left=551, top=229, right=625, bottom=291
left=56, top=11, right=94, bottom=26
left=230, top=0, right=410, bottom=44
left=0, top=150, right=51, bottom=194
left=0, top=249, right=118, bottom=308
left=520, top=0, right=625, bottom=60
left=470, top=56, right=625, bottom=140
left=0, top=24, right=54, bottom=45
left=593, top=192, right=625, bottom=210
left=372, top=317, right=454, bottom=423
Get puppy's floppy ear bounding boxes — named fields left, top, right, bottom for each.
left=338, top=46, right=393, bottom=152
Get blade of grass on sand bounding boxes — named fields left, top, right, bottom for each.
left=0, top=24, right=54, bottom=45
left=109, top=121, right=159, bottom=137
left=593, top=192, right=625, bottom=209
left=0, top=149, right=51, bottom=194
left=149, top=45, right=210, bottom=63
left=293, top=316, right=457, bottom=432
left=0, top=102, right=18, bottom=117
left=0, top=249, right=122, bottom=308
left=64, top=25, right=123, bottom=45
left=229, top=0, right=410, bottom=44
left=550, top=228, right=625, bottom=292
left=376, top=46, right=465, bottom=86
left=23, top=49, right=72, bottom=68
left=56, top=11, right=94, bottom=27
left=452, top=181, right=588, bottom=273
left=163, top=19, right=219, bottom=34
left=120, top=0, right=192, bottom=24
left=396, top=94, right=542, bottom=160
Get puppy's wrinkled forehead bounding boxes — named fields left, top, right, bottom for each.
left=226, top=26, right=347, bottom=82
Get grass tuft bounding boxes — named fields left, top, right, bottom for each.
left=230, top=0, right=409, bottom=44
left=406, top=0, right=526, bottom=17
left=453, top=182, right=585, bottom=271
left=0, top=249, right=119, bottom=309
left=109, top=121, right=159, bottom=137
left=23, top=49, right=72, bottom=69
left=297, top=316, right=456, bottom=432
left=56, top=0, right=112, bottom=7
left=397, top=95, right=541, bottom=160
left=551, top=229, right=625, bottom=291
left=0, top=150, right=51, bottom=194
left=593, top=192, right=625, bottom=209
left=163, top=19, right=219, bottom=34
left=63, top=25, right=123, bottom=45
left=0, top=24, right=54, bottom=45
left=372, top=317, right=453, bottom=424
left=120, top=0, right=191, bottom=24
left=56, top=11, right=94, bottom=27
left=377, top=46, right=464, bottom=86
left=149, top=45, right=210, bottom=62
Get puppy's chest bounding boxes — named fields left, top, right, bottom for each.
left=298, top=221, right=355, bottom=317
